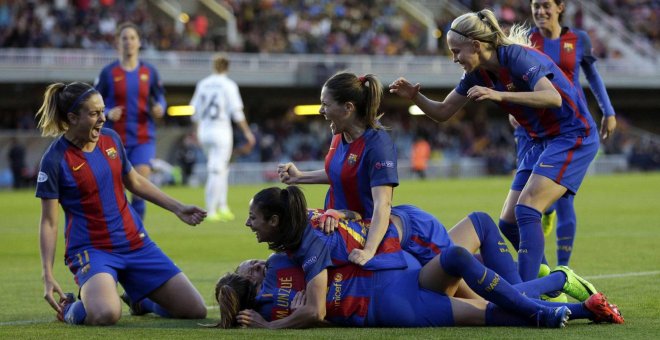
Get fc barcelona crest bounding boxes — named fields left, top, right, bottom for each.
left=140, top=74, right=149, bottom=81
left=106, top=147, right=118, bottom=159
left=563, top=42, right=574, bottom=52
left=347, top=153, right=358, bottom=166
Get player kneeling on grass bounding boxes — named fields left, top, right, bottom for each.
left=36, top=82, right=207, bottom=325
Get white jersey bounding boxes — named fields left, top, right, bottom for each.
left=190, top=73, right=245, bottom=139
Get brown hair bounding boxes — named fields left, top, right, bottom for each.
left=323, top=72, right=384, bottom=130
left=115, top=22, right=141, bottom=39
left=213, top=53, right=230, bottom=73
left=251, top=186, right=308, bottom=252
left=213, top=273, right=257, bottom=328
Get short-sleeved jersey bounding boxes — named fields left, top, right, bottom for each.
left=254, top=253, right=306, bottom=321
left=190, top=73, right=245, bottom=135
left=324, top=128, right=398, bottom=217
left=290, top=209, right=407, bottom=283
left=529, top=27, right=615, bottom=117
left=95, top=60, right=166, bottom=147
left=456, top=44, right=595, bottom=139
left=36, top=128, right=151, bottom=260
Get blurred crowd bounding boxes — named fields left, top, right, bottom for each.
left=1, top=0, right=657, bottom=57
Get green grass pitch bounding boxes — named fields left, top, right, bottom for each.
left=1, top=172, right=659, bottom=339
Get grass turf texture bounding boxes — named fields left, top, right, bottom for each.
left=1, top=172, right=659, bottom=339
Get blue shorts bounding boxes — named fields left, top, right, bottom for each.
left=393, top=205, right=453, bottom=265
left=511, top=133, right=598, bottom=194
left=66, top=243, right=181, bottom=302
left=511, top=136, right=542, bottom=191
left=126, top=142, right=156, bottom=167
left=367, top=252, right=455, bottom=327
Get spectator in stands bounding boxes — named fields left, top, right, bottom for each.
left=95, top=22, right=166, bottom=221
left=8, top=137, right=27, bottom=189
left=411, top=132, right=431, bottom=179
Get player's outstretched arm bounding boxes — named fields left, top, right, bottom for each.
left=389, top=78, right=468, bottom=122
left=39, top=199, right=66, bottom=313
left=277, top=162, right=329, bottom=184
left=123, top=168, right=206, bottom=225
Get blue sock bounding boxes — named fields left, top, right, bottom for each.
left=515, top=204, right=545, bottom=281
left=132, top=197, right=146, bottom=220
left=63, top=301, right=87, bottom=325
left=534, top=300, right=592, bottom=319
left=485, top=302, right=532, bottom=326
left=470, top=212, right=521, bottom=284
left=139, top=299, right=171, bottom=318
left=498, top=219, right=519, bottom=251
left=555, top=196, right=576, bottom=266
left=514, top=272, right=565, bottom=299
left=439, top=246, right=549, bottom=319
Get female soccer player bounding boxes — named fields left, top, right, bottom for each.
left=217, top=254, right=622, bottom=328
left=277, top=72, right=398, bottom=267
left=95, top=22, right=167, bottom=220
left=500, top=0, right=618, bottom=268
left=36, top=82, right=206, bottom=325
left=389, top=9, right=600, bottom=282
left=213, top=186, right=623, bottom=328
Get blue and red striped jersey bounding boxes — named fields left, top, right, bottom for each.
left=255, top=253, right=374, bottom=326
left=289, top=209, right=406, bottom=283
left=456, top=44, right=596, bottom=139
left=95, top=60, right=166, bottom=147
left=324, top=128, right=398, bottom=217
left=530, top=27, right=615, bottom=117
left=254, top=253, right=306, bottom=321
left=36, top=128, right=151, bottom=261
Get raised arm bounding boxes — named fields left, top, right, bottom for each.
left=123, top=168, right=206, bottom=225
left=39, top=198, right=66, bottom=313
left=278, top=162, right=329, bottom=184
left=389, top=77, right=469, bottom=122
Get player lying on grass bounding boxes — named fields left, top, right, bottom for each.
left=212, top=186, right=623, bottom=328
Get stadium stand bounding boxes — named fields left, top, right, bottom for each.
left=0, top=0, right=658, bottom=188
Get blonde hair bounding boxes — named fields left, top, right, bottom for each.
left=213, top=53, right=229, bottom=73
left=36, top=82, right=97, bottom=137
left=450, top=9, right=531, bottom=47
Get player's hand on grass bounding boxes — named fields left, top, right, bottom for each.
left=349, top=248, right=375, bottom=266
left=277, top=162, right=301, bottom=185
left=175, top=205, right=207, bottom=226
left=43, top=277, right=65, bottom=313
left=237, top=309, right=269, bottom=328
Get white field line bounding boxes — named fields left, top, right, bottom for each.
left=1, top=270, right=658, bottom=327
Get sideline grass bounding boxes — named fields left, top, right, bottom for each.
left=1, top=172, right=659, bottom=339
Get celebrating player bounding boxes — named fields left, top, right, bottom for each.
left=389, top=9, right=600, bottom=282
left=278, top=72, right=398, bottom=267
left=36, top=82, right=206, bottom=325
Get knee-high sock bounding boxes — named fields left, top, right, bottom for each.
left=217, top=166, right=229, bottom=211
left=470, top=212, right=521, bottom=284
left=534, top=299, right=592, bottom=319
left=139, top=298, right=171, bottom=318
left=498, top=219, right=519, bottom=251
left=485, top=302, right=534, bottom=326
left=439, top=246, right=549, bottom=319
left=131, top=196, right=146, bottom=220
left=513, top=272, right=565, bottom=299
left=63, top=301, right=87, bottom=325
left=555, top=195, right=576, bottom=266
left=515, top=204, right=544, bottom=281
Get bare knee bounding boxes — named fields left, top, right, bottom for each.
left=85, top=306, right=121, bottom=326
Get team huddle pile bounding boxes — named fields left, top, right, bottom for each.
left=36, top=3, right=623, bottom=329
